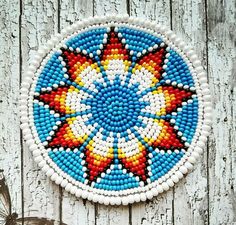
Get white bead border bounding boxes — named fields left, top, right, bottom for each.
left=20, top=15, right=212, bottom=205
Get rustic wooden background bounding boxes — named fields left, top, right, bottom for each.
left=0, top=0, right=235, bottom=224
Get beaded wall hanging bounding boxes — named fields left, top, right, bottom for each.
left=20, top=16, right=212, bottom=205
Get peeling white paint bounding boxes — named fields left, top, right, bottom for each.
left=0, top=0, right=235, bottom=224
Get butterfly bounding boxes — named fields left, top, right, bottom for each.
left=0, top=169, right=67, bottom=225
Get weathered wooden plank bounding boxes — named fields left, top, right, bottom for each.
left=94, top=0, right=128, bottom=15
left=0, top=1, right=235, bottom=225
left=171, top=1, right=209, bottom=224
left=21, top=0, right=61, bottom=221
left=60, top=0, right=94, bottom=27
left=92, top=1, right=130, bottom=225
left=59, top=1, right=96, bottom=225
left=132, top=195, right=174, bottom=225
left=129, top=0, right=171, bottom=25
left=0, top=0, right=22, bottom=217
left=207, top=0, right=236, bottom=224
left=129, top=1, right=173, bottom=224
left=95, top=205, right=130, bottom=225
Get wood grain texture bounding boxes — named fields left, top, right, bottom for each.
left=94, top=0, right=128, bottom=15
left=0, top=0, right=235, bottom=224
left=21, top=0, right=61, bottom=221
left=171, top=1, right=209, bottom=224
left=0, top=0, right=22, bottom=216
left=207, top=0, right=236, bottom=224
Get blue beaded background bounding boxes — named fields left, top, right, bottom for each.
left=33, top=26, right=198, bottom=191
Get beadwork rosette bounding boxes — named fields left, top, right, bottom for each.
left=20, top=16, right=212, bottom=205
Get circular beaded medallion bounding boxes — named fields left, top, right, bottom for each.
left=20, top=16, right=212, bottom=205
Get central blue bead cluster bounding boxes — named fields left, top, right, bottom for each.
left=84, top=77, right=147, bottom=134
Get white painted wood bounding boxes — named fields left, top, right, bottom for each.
left=132, top=194, right=174, bottom=225
left=129, top=1, right=174, bottom=225
left=0, top=0, right=22, bottom=217
left=59, top=1, right=96, bottom=224
left=0, top=0, right=235, bottom=224
left=21, top=0, right=61, bottom=221
left=95, top=205, right=130, bottom=225
left=171, top=1, right=209, bottom=224
left=94, top=0, right=128, bottom=16
left=207, top=0, right=236, bottom=224
left=129, top=0, right=171, bottom=25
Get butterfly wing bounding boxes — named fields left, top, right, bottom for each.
left=16, top=217, right=67, bottom=225
left=0, top=171, right=67, bottom=225
left=0, top=170, right=11, bottom=223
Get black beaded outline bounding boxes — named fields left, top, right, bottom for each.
left=20, top=17, right=212, bottom=205
left=34, top=30, right=197, bottom=183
